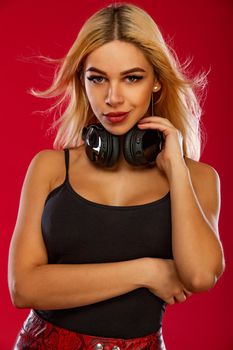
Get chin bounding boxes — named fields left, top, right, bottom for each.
left=102, top=119, right=138, bottom=135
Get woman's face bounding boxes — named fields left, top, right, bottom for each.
left=82, top=40, right=160, bottom=135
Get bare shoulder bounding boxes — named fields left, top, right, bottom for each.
left=184, top=157, right=221, bottom=234
left=29, top=148, right=65, bottom=169
left=27, top=149, right=67, bottom=191
left=184, top=157, right=220, bottom=191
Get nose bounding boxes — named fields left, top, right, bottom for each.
left=105, top=83, right=124, bottom=106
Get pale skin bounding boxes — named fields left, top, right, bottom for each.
left=8, top=40, right=225, bottom=311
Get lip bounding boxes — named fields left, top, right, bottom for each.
left=105, top=111, right=129, bottom=117
left=104, top=111, right=129, bottom=123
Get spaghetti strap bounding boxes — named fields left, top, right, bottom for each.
left=64, top=148, right=69, bottom=182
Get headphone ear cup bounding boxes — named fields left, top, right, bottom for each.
left=82, top=124, right=120, bottom=167
left=123, top=126, right=148, bottom=166
left=123, top=126, right=163, bottom=166
left=105, top=131, right=120, bottom=167
left=123, top=128, right=137, bottom=165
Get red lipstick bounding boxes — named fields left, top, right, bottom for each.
left=104, top=111, right=129, bottom=123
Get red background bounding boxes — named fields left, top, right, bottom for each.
left=1, top=0, right=232, bottom=349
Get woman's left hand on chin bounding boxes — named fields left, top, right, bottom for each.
left=137, top=116, right=186, bottom=177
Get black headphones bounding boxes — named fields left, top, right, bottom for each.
left=81, top=123, right=164, bottom=167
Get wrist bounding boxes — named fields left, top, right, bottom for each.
left=166, top=159, right=190, bottom=183
left=136, top=257, right=154, bottom=289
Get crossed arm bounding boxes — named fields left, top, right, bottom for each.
left=8, top=151, right=225, bottom=310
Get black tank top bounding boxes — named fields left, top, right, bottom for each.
left=36, top=148, right=173, bottom=339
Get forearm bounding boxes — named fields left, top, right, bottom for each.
left=168, top=162, right=224, bottom=291
left=11, top=258, right=147, bottom=310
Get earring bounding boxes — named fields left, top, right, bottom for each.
left=151, top=91, right=154, bottom=115
left=153, top=86, right=158, bottom=91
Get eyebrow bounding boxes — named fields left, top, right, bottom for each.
left=85, top=67, right=146, bottom=75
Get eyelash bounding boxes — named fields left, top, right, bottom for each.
left=86, top=75, right=144, bottom=84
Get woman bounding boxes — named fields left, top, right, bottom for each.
left=8, top=3, right=225, bottom=349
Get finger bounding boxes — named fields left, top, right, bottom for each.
left=174, top=293, right=187, bottom=303
left=137, top=122, right=175, bottom=137
left=183, top=288, right=193, bottom=297
left=166, top=297, right=176, bottom=305
left=138, top=117, right=172, bottom=127
left=138, top=116, right=170, bottom=123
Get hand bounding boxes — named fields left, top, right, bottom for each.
left=144, top=258, right=193, bottom=305
left=138, top=116, right=185, bottom=176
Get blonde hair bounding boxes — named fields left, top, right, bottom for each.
left=30, top=2, right=207, bottom=160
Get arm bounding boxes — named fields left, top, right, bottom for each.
left=8, top=150, right=147, bottom=310
left=168, top=158, right=225, bottom=292
left=9, top=259, right=146, bottom=310
left=138, top=116, right=225, bottom=293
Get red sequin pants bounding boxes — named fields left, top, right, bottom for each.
left=13, top=309, right=166, bottom=350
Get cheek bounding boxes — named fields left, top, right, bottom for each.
left=133, top=86, right=152, bottom=108
left=88, top=99, right=100, bottom=115
left=133, top=79, right=152, bottom=98
left=132, top=86, right=153, bottom=117
left=85, top=87, right=102, bottom=111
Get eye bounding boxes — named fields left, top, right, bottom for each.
left=86, top=75, right=105, bottom=84
left=126, top=75, right=144, bottom=83
left=86, top=74, right=144, bottom=84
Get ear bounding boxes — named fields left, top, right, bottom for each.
left=152, top=79, right=161, bottom=93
